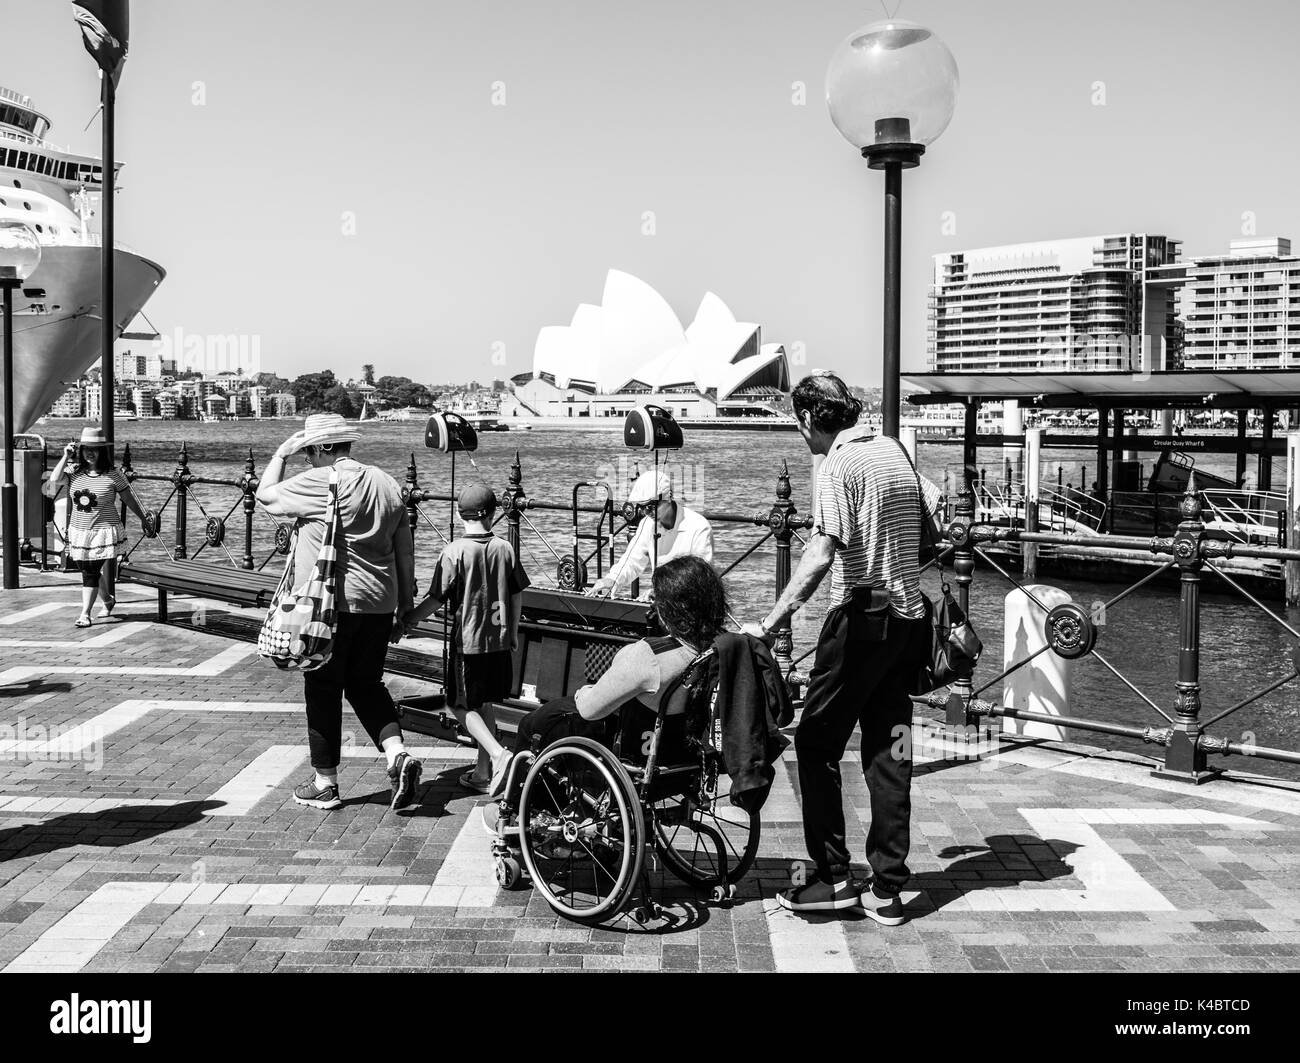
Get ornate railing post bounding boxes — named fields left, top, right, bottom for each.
left=174, top=442, right=190, bottom=561
left=768, top=460, right=798, bottom=680
left=1157, top=477, right=1215, bottom=782
left=946, top=475, right=977, bottom=730
left=119, top=443, right=132, bottom=528
left=501, top=450, right=525, bottom=559
left=403, top=452, right=420, bottom=544
left=239, top=447, right=257, bottom=570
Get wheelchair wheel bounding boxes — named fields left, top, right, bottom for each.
left=517, top=737, right=646, bottom=924
left=652, top=789, right=760, bottom=890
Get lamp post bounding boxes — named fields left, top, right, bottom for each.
left=0, top=221, right=42, bottom=589
left=826, top=19, right=958, bottom=438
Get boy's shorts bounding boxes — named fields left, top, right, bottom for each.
left=449, top=650, right=514, bottom=710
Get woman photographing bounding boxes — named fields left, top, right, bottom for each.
left=43, top=426, right=147, bottom=627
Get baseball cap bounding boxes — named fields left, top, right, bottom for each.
left=627, top=470, right=674, bottom=504
left=456, top=482, right=498, bottom=519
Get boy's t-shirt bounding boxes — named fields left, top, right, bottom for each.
left=429, top=532, right=530, bottom=654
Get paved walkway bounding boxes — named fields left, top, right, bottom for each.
left=1, top=572, right=1299, bottom=973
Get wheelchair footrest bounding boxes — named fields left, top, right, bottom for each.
left=395, top=695, right=470, bottom=745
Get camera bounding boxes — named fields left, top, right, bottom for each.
left=424, top=412, right=479, bottom=453
left=623, top=404, right=682, bottom=451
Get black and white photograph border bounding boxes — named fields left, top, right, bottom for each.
left=0, top=0, right=1296, bottom=1046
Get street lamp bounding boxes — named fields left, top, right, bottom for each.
left=826, top=18, right=958, bottom=437
left=0, top=221, right=42, bottom=589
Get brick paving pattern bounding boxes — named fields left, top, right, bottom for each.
left=2, top=572, right=1299, bottom=973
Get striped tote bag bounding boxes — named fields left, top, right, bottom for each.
left=256, top=467, right=341, bottom=672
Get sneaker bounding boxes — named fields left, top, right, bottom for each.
left=777, top=875, right=862, bottom=913
left=859, top=884, right=906, bottom=926
left=388, top=752, right=423, bottom=811
left=293, top=777, right=342, bottom=811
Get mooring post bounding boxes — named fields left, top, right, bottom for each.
left=1156, top=477, right=1214, bottom=782
left=769, top=460, right=797, bottom=679
left=503, top=450, right=524, bottom=560
left=1287, top=432, right=1300, bottom=607
left=240, top=447, right=256, bottom=570
left=174, top=442, right=189, bottom=561
left=1024, top=426, right=1041, bottom=580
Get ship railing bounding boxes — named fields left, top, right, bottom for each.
left=849, top=478, right=1300, bottom=780
left=973, top=478, right=1108, bottom=538
left=1199, top=488, right=1288, bottom=546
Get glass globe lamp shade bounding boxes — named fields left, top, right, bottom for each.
left=826, top=19, right=959, bottom=154
left=0, top=221, right=41, bottom=282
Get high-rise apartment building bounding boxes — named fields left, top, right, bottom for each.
left=928, top=234, right=1182, bottom=373
left=1177, top=238, right=1300, bottom=370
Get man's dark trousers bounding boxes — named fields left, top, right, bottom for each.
left=795, top=599, right=927, bottom=893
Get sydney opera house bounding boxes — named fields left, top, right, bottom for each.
left=506, top=270, right=791, bottom=420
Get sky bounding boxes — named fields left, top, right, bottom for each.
left=3, top=0, right=1299, bottom=388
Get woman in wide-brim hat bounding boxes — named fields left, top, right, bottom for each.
left=43, top=426, right=149, bottom=627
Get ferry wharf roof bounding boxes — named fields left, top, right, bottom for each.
left=902, top=369, right=1300, bottom=410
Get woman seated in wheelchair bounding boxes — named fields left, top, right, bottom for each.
left=481, top=555, right=725, bottom=834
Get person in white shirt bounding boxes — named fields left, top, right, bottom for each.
left=589, top=470, right=714, bottom=600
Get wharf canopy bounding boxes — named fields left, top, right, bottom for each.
left=507, top=270, right=791, bottom=419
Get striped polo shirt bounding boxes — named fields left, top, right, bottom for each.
left=812, top=429, right=944, bottom=619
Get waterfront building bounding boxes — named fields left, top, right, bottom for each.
left=929, top=234, right=1183, bottom=374
left=49, top=385, right=84, bottom=418
left=114, top=349, right=149, bottom=381
left=1172, top=238, right=1300, bottom=370
left=156, top=391, right=178, bottom=420
left=267, top=392, right=296, bottom=418
left=131, top=384, right=157, bottom=417
left=509, top=270, right=790, bottom=420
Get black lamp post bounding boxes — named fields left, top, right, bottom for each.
left=826, top=19, right=958, bottom=438
left=0, top=221, right=42, bottom=590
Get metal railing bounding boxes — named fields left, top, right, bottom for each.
left=875, top=479, right=1300, bottom=780
left=38, top=443, right=1300, bottom=781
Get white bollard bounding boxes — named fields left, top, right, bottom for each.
left=900, top=425, right=918, bottom=465
left=1002, top=584, right=1072, bottom=741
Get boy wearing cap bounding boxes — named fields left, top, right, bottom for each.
left=398, top=482, right=530, bottom=792
left=590, top=470, right=714, bottom=600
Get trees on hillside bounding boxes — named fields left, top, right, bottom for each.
left=289, top=370, right=338, bottom=414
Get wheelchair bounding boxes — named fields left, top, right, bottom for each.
left=490, top=648, right=762, bottom=926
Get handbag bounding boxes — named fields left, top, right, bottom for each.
left=256, top=467, right=342, bottom=672
left=893, top=441, right=983, bottom=693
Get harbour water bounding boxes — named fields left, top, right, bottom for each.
left=50, top=417, right=1300, bottom=781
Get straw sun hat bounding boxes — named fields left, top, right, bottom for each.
left=288, top=413, right=361, bottom=453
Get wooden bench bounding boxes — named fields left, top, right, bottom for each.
left=119, top=558, right=281, bottom=621
left=118, top=561, right=657, bottom=745
left=396, top=588, right=659, bottom=744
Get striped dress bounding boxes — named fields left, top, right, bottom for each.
left=53, top=469, right=129, bottom=561
left=812, top=432, right=944, bottom=619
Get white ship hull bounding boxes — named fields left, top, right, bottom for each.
left=1, top=244, right=165, bottom=437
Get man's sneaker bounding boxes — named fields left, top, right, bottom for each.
left=293, top=778, right=342, bottom=811
left=388, top=752, right=423, bottom=811
left=859, top=884, right=906, bottom=926
left=777, top=876, right=862, bottom=913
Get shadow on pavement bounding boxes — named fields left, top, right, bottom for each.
left=0, top=799, right=225, bottom=861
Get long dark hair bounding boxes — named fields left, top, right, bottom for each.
left=76, top=445, right=113, bottom=475
left=651, top=556, right=727, bottom=651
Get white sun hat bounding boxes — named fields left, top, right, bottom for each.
left=291, top=412, right=361, bottom=452
left=627, top=469, right=674, bottom=504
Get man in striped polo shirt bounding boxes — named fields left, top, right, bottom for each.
left=744, top=372, right=942, bottom=922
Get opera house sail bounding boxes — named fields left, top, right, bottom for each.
left=509, top=270, right=791, bottom=421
